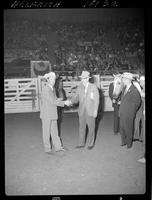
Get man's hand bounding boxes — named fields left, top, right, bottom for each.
left=58, top=98, right=63, bottom=101
left=112, top=99, right=116, bottom=103
left=64, top=100, right=72, bottom=106
left=118, top=101, right=121, bottom=105
left=93, top=111, right=97, bottom=118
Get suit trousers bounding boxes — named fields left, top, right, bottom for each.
left=120, top=114, right=134, bottom=147
left=134, top=103, right=144, bottom=140
left=142, top=114, right=145, bottom=146
left=78, top=109, right=95, bottom=147
left=41, top=118, right=62, bottom=152
left=113, top=104, right=120, bottom=134
left=142, top=114, right=145, bottom=157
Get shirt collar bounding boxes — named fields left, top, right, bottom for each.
left=47, top=84, right=53, bottom=90
left=126, top=83, right=132, bottom=92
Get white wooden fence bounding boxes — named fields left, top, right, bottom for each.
left=4, top=76, right=114, bottom=114
left=4, top=78, right=40, bottom=113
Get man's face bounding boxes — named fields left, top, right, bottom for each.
left=81, top=77, right=89, bottom=87
left=48, top=77, right=56, bottom=87
left=122, top=77, right=130, bottom=86
left=140, top=80, right=145, bottom=88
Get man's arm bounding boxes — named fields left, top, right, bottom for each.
left=108, top=83, right=113, bottom=100
left=70, top=87, right=80, bottom=105
left=41, top=87, right=65, bottom=107
left=93, top=85, right=100, bottom=118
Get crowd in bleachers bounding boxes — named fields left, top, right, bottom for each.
left=4, top=18, right=145, bottom=78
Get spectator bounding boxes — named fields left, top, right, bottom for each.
left=109, top=74, right=122, bottom=135
left=138, top=75, right=145, bottom=163
left=119, top=72, right=141, bottom=148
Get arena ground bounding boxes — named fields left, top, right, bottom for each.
left=5, top=112, right=145, bottom=195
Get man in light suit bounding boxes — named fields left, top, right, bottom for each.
left=119, top=72, right=141, bottom=149
left=40, top=72, right=69, bottom=154
left=69, top=71, right=99, bottom=150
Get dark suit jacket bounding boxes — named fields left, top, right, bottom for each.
left=56, top=88, right=67, bottom=120
left=119, top=84, right=141, bottom=118
left=109, top=82, right=121, bottom=107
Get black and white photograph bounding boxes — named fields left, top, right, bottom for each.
left=4, top=7, right=147, bottom=197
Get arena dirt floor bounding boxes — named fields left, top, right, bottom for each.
left=5, top=111, right=145, bottom=195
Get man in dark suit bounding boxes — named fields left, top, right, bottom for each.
left=119, top=72, right=141, bottom=149
left=54, top=77, right=67, bottom=138
left=109, top=81, right=121, bottom=135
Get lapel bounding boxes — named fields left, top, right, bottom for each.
left=80, top=83, right=90, bottom=102
left=122, top=85, right=132, bottom=99
left=126, top=84, right=132, bottom=95
left=86, top=83, right=90, bottom=96
left=48, top=85, right=57, bottom=99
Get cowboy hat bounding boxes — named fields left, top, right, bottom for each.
left=139, top=76, right=145, bottom=81
left=79, top=71, right=90, bottom=79
left=122, top=72, right=134, bottom=80
left=43, top=72, right=56, bottom=80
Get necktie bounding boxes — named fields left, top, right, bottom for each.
left=82, top=87, right=87, bottom=102
left=85, top=86, right=88, bottom=97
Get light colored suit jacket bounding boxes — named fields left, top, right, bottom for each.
left=71, top=82, right=99, bottom=117
left=40, top=84, right=64, bottom=120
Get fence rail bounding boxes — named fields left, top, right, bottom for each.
left=4, top=78, right=39, bottom=113
left=4, top=76, right=114, bottom=114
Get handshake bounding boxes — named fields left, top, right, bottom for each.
left=64, top=99, right=73, bottom=106
left=57, top=98, right=73, bottom=106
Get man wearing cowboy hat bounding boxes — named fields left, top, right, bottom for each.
left=69, top=70, right=99, bottom=150
left=119, top=72, right=141, bottom=149
left=40, top=72, right=70, bottom=154
left=137, top=75, right=145, bottom=163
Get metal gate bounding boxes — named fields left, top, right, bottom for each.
left=4, top=78, right=39, bottom=113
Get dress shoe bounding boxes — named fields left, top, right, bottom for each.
left=133, top=138, right=139, bottom=142
left=87, top=146, right=94, bottom=150
left=55, top=148, right=67, bottom=156
left=138, top=157, right=145, bottom=163
left=120, top=144, right=126, bottom=147
left=75, top=145, right=85, bottom=149
left=62, top=146, right=69, bottom=151
left=56, top=147, right=66, bottom=152
left=127, top=145, right=132, bottom=149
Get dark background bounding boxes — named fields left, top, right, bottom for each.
left=4, top=8, right=144, bottom=23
